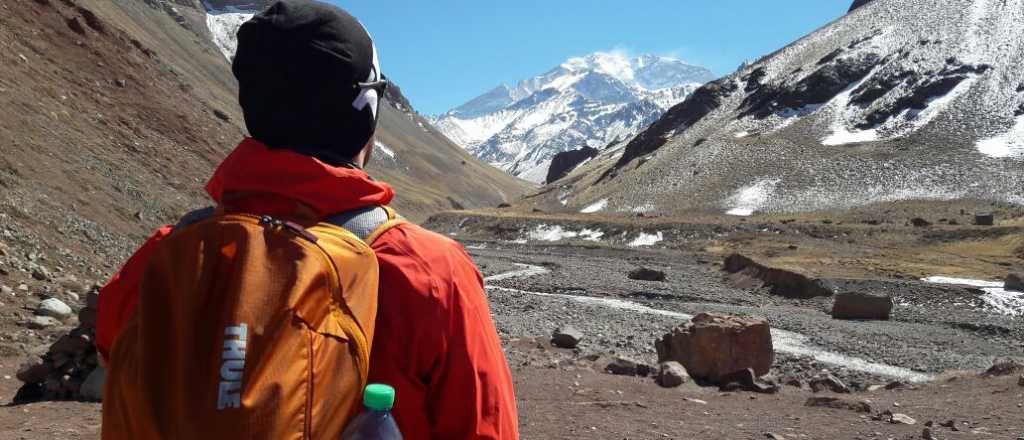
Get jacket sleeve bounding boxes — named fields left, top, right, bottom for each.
left=427, top=248, right=520, bottom=440
left=95, top=225, right=174, bottom=361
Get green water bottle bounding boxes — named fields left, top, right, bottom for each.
left=340, top=384, right=403, bottom=440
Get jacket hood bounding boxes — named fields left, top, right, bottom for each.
left=206, top=138, right=395, bottom=219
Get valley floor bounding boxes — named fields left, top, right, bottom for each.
left=2, top=201, right=1023, bottom=439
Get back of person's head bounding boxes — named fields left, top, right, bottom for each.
left=233, top=0, right=384, bottom=166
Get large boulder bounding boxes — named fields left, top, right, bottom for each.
left=724, top=254, right=834, bottom=299
left=974, top=213, right=995, bottom=226
left=1005, top=273, right=1023, bottom=293
left=551, top=325, right=584, bottom=349
left=831, top=292, right=893, bottom=320
left=628, top=267, right=667, bottom=282
left=655, top=313, right=774, bottom=382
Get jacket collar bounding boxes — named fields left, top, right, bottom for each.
left=206, top=138, right=395, bottom=220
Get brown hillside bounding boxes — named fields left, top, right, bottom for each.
left=0, top=0, right=526, bottom=282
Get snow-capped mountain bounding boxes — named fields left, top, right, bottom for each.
left=533, top=0, right=1024, bottom=216
left=202, top=1, right=269, bottom=59
left=433, top=53, right=715, bottom=183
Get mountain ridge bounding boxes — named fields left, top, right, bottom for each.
left=433, top=52, right=714, bottom=183
left=525, top=0, right=1024, bottom=216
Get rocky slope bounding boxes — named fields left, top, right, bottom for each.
left=527, top=0, right=1024, bottom=216
left=433, top=53, right=714, bottom=183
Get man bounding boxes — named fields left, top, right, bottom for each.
left=95, top=1, right=519, bottom=438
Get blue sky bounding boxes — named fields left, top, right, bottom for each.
left=333, top=1, right=849, bottom=116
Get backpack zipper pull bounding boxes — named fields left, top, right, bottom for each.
left=257, top=215, right=318, bottom=243
left=282, top=220, right=319, bottom=243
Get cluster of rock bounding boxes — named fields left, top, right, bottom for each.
left=725, top=253, right=895, bottom=320
left=15, top=291, right=104, bottom=402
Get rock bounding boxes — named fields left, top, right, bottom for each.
left=628, top=267, right=666, bottom=282
left=718, top=368, right=779, bottom=394
left=809, top=374, right=851, bottom=393
left=1, top=285, right=13, bottom=296
left=890, top=413, right=916, bottom=425
left=885, top=380, right=908, bottom=390
left=497, top=203, right=512, bottom=209
left=17, top=284, right=29, bottom=291
left=922, top=428, right=936, bottom=440
left=1018, top=374, right=1023, bottom=387
left=974, top=213, right=994, bottom=226
left=604, top=356, right=652, bottom=377
left=79, top=366, right=105, bottom=401
left=15, top=357, right=49, bottom=383
left=551, top=325, right=584, bottom=349
left=656, top=312, right=774, bottom=382
left=655, top=361, right=689, bottom=388
left=765, top=433, right=786, bottom=440
left=723, top=253, right=834, bottom=298
left=740, top=51, right=880, bottom=119
left=13, top=383, right=44, bottom=404
left=114, top=79, right=127, bottom=88
left=31, top=264, right=52, bottom=281
left=831, top=291, right=893, bottom=320
left=804, top=396, right=872, bottom=413
left=607, top=76, right=737, bottom=174
left=982, top=359, right=1022, bottom=377
left=1005, top=273, right=1023, bottom=292
left=23, top=315, right=62, bottom=330
left=213, top=109, right=231, bottom=122
left=546, top=147, right=599, bottom=184
left=66, top=16, right=86, bottom=34
left=910, top=218, right=932, bottom=227
left=37, top=298, right=73, bottom=321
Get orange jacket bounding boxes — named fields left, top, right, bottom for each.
left=96, top=139, right=519, bottom=439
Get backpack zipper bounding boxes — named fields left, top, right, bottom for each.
left=257, top=214, right=371, bottom=435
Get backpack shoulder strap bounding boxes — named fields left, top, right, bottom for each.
left=174, top=206, right=216, bottom=230
left=326, top=206, right=406, bottom=244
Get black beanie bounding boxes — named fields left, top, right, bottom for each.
left=232, top=0, right=383, bottom=166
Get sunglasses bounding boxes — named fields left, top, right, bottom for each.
left=355, top=75, right=390, bottom=95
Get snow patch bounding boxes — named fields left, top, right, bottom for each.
left=580, top=199, right=608, bottom=214
left=976, top=116, right=1024, bottom=158
left=374, top=141, right=396, bottom=159
left=528, top=225, right=604, bottom=242
left=725, top=179, right=780, bottom=216
left=822, top=127, right=879, bottom=146
left=733, top=131, right=750, bottom=138
left=923, top=276, right=1023, bottom=316
left=628, top=231, right=663, bottom=247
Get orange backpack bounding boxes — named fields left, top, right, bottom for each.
left=103, top=207, right=404, bottom=440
